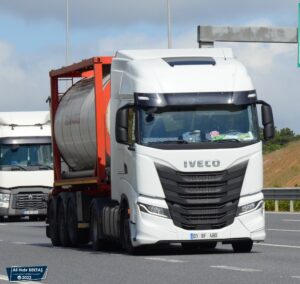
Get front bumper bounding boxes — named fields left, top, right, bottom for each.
left=0, top=187, right=50, bottom=217
left=0, top=207, right=47, bottom=217
left=132, top=194, right=265, bottom=246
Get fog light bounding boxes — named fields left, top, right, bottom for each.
left=238, top=200, right=263, bottom=216
left=138, top=203, right=170, bottom=218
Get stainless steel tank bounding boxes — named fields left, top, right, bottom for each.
left=54, top=76, right=110, bottom=171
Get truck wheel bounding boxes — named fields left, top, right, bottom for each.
left=48, top=201, right=60, bottom=246
left=232, top=240, right=253, bottom=253
left=67, top=197, right=79, bottom=246
left=90, top=203, right=103, bottom=251
left=58, top=200, right=71, bottom=247
left=121, top=204, right=139, bottom=255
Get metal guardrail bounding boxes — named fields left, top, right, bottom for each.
left=262, top=188, right=300, bottom=212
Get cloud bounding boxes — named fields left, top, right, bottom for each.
left=228, top=42, right=299, bottom=132
left=0, top=0, right=297, bottom=28
left=0, top=40, right=61, bottom=112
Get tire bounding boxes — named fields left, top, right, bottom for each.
left=232, top=240, right=253, bottom=253
left=48, top=201, right=60, bottom=246
left=66, top=197, right=79, bottom=246
left=121, top=203, right=140, bottom=255
left=90, top=202, right=105, bottom=251
left=58, top=200, right=71, bottom=247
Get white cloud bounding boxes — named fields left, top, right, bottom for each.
left=0, top=40, right=61, bottom=112
left=0, top=0, right=297, bottom=28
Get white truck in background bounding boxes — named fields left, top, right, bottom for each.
left=0, top=111, right=53, bottom=221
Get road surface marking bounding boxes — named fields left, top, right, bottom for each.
left=291, top=276, right=300, bottom=279
left=267, top=228, right=300, bottom=232
left=144, top=257, right=187, bottom=263
left=0, top=240, right=3, bottom=242
left=0, top=274, right=43, bottom=284
left=210, top=265, right=262, bottom=272
left=255, top=243, right=300, bottom=249
left=12, top=241, right=28, bottom=245
left=0, top=224, right=6, bottom=226
left=282, top=219, right=300, bottom=222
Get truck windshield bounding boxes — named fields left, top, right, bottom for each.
left=0, top=144, right=53, bottom=171
left=139, top=105, right=259, bottom=146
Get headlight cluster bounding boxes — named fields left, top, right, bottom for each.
left=0, top=193, right=10, bottom=208
left=138, top=202, right=170, bottom=219
left=237, top=200, right=263, bottom=216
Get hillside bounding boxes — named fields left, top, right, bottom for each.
left=264, top=140, right=300, bottom=187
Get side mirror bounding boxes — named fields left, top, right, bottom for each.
left=261, top=103, right=275, bottom=140
left=116, top=107, right=129, bottom=144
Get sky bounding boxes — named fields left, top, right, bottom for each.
left=0, top=0, right=299, bottom=132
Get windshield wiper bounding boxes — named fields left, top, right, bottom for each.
left=38, top=165, right=53, bottom=170
left=162, top=140, right=188, bottom=144
left=147, top=140, right=188, bottom=144
left=10, top=165, right=28, bottom=171
left=29, top=164, right=53, bottom=170
left=213, top=139, right=240, bottom=143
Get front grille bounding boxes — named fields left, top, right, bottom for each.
left=12, top=192, right=47, bottom=210
left=156, top=161, right=248, bottom=230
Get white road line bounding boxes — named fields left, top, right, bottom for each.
left=0, top=274, right=43, bottom=284
left=0, top=224, right=7, bottom=226
left=282, top=219, right=300, bottom=222
left=291, top=276, right=300, bottom=279
left=144, top=257, right=187, bottom=263
left=267, top=228, right=300, bottom=232
left=210, top=265, right=262, bottom=272
left=255, top=243, right=300, bottom=249
left=11, top=242, right=29, bottom=245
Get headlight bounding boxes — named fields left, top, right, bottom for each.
left=237, top=200, right=263, bottom=216
left=0, top=193, right=10, bottom=208
left=138, top=202, right=170, bottom=218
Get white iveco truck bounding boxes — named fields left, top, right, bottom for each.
left=47, top=48, right=274, bottom=253
left=0, top=112, right=53, bottom=221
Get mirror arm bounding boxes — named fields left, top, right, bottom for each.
left=128, top=145, right=135, bottom=151
left=256, top=100, right=271, bottom=107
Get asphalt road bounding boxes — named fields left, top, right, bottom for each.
left=0, top=212, right=300, bottom=284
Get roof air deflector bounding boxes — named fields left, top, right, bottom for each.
left=163, top=57, right=216, bottom=67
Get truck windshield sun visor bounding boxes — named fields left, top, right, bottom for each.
left=134, top=91, right=257, bottom=108
left=0, top=136, right=52, bottom=145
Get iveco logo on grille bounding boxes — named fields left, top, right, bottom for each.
left=184, top=160, right=221, bottom=168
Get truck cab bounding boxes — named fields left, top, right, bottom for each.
left=0, top=112, right=53, bottom=221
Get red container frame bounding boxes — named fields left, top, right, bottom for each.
left=49, top=57, right=113, bottom=195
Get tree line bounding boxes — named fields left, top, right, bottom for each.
left=262, top=127, right=300, bottom=154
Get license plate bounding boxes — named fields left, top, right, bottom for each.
left=190, top=232, right=218, bottom=240
left=23, top=210, right=39, bottom=215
